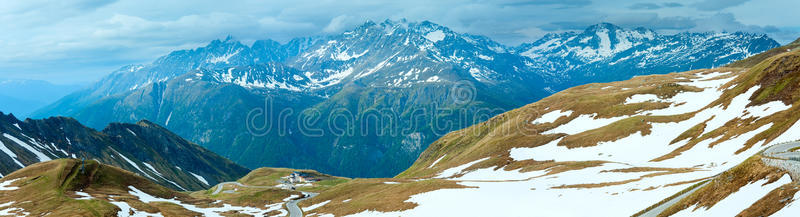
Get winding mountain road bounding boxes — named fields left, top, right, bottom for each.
left=211, top=181, right=318, bottom=217
left=287, top=192, right=319, bottom=217
left=211, top=182, right=247, bottom=195
left=762, top=141, right=800, bottom=179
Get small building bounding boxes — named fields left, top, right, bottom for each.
left=288, top=172, right=306, bottom=183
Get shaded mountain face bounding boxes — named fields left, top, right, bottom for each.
left=293, top=42, right=800, bottom=216
left=30, top=37, right=319, bottom=119
left=0, top=112, right=249, bottom=190
left=32, top=20, right=780, bottom=178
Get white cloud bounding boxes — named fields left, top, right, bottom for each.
left=323, top=15, right=352, bottom=33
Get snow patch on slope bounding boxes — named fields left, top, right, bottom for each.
left=189, top=172, right=209, bottom=186
left=0, top=179, right=20, bottom=191
left=0, top=140, right=25, bottom=168
left=424, top=30, right=445, bottom=42
left=3, top=133, right=51, bottom=161
left=531, top=110, right=573, bottom=124
left=435, top=157, right=489, bottom=178
left=625, top=94, right=662, bottom=104
left=303, top=200, right=330, bottom=212
left=543, top=114, right=628, bottom=135
left=429, top=155, right=446, bottom=168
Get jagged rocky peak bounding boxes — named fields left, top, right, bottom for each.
left=522, top=23, right=653, bottom=53
left=196, top=62, right=312, bottom=91
left=583, top=22, right=622, bottom=32
left=578, top=23, right=655, bottom=37
left=156, top=36, right=242, bottom=63
left=339, top=19, right=452, bottom=42
left=251, top=38, right=281, bottom=49
left=0, top=111, right=20, bottom=124
left=572, top=23, right=654, bottom=49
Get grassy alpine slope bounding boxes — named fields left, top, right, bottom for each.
left=236, top=167, right=350, bottom=192
left=0, top=159, right=201, bottom=216
left=188, top=167, right=351, bottom=208
left=297, top=39, right=800, bottom=216
left=0, top=159, right=354, bottom=216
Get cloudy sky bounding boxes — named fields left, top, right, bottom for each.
left=1, top=0, right=798, bottom=84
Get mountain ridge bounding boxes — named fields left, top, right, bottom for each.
left=31, top=20, right=781, bottom=178
left=0, top=111, right=249, bottom=191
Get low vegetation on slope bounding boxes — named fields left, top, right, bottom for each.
left=0, top=159, right=331, bottom=216
left=0, top=159, right=196, bottom=216
left=237, top=167, right=349, bottom=192
left=189, top=167, right=350, bottom=208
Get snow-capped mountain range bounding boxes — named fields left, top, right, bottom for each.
left=32, top=20, right=780, bottom=178
left=288, top=20, right=542, bottom=89
left=516, top=23, right=778, bottom=88
left=37, top=20, right=776, bottom=102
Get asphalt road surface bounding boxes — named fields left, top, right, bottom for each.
left=762, top=141, right=800, bottom=179
left=287, top=192, right=319, bottom=217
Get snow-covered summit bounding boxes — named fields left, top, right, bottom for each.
left=514, top=23, right=779, bottom=87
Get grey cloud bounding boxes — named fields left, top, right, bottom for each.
left=539, top=13, right=696, bottom=31
left=0, top=0, right=120, bottom=28
left=610, top=14, right=697, bottom=30
left=497, top=0, right=592, bottom=7
left=70, top=0, right=119, bottom=10
left=0, top=0, right=117, bottom=14
left=628, top=2, right=683, bottom=10
left=693, top=0, right=751, bottom=11
left=628, top=3, right=662, bottom=10
left=688, top=13, right=797, bottom=43
left=538, top=21, right=596, bottom=31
